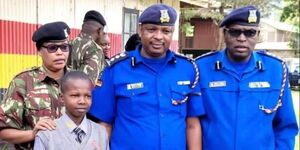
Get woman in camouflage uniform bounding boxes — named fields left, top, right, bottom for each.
left=0, top=21, right=70, bottom=150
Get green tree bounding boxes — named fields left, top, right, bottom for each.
left=280, top=0, right=299, bottom=52
left=216, top=0, right=281, bottom=16
left=180, top=0, right=280, bottom=35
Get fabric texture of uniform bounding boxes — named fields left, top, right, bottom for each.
left=196, top=49, right=298, bottom=150
left=89, top=48, right=205, bottom=150
left=0, top=66, right=66, bottom=150
left=34, top=114, right=109, bottom=150
left=68, top=33, right=105, bottom=84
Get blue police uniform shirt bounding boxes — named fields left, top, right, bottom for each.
left=89, top=47, right=205, bottom=150
left=196, top=49, right=298, bottom=150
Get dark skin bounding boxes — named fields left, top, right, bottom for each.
left=138, top=24, right=174, bottom=58
left=0, top=41, right=70, bottom=144
left=61, top=78, right=93, bottom=125
left=224, top=24, right=260, bottom=62
left=81, top=21, right=104, bottom=42
left=97, top=34, right=111, bottom=57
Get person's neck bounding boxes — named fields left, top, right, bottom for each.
left=43, top=66, right=64, bottom=80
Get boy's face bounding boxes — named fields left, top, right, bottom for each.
left=62, top=78, right=93, bottom=122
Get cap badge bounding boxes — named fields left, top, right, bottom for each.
left=160, top=9, right=170, bottom=23
left=248, top=10, right=257, bottom=23
left=64, top=28, right=69, bottom=38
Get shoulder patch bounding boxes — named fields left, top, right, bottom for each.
left=107, top=52, right=129, bottom=66
left=174, top=52, right=194, bottom=61
left=195, top=50, right=218, bottom=60
left=256, top=51, right=283, bottom=62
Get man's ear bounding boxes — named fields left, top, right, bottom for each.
left=137, top=24, right=142, bottom=37
left=223, top=28, right=226, bottom=35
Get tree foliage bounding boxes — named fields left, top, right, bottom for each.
left=280, top=0, right=299, bottom=51
left=216, top=0, right=281, bottom=17
left=180, top=0, right=281, bottom=35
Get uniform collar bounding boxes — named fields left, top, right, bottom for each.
left=217, top=49, right=265, bottom=72
left=37, top=66, right=69, bottom=83
left=62, top=113, right=88, bottom=134
left=78, top=32, right=93, bottom=40
left=132, top=46, right=176, bottom=65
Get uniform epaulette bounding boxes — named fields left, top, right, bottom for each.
left=14, top=66, right=39, bottom=77
left=174, top=52, right=194, bottom=61
left=107, top=52, right=129, bottom=66
left=195, top=50, right=218, bottom=60
left=256, top=51, right=284, bottom=62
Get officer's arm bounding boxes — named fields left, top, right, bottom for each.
left=186, top=117, right=202, bottom=150
left=0, top=118, right=56, bottom=144
left=0, top=128, right=36, bottom=144
left=274, top=77, right=298, bottom=149
left=80, top=44, right=105, bottom=83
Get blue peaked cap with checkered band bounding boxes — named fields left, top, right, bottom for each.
left=220, top=5, right=260, bottom=27
left=139, top=3, right=177, bottom=26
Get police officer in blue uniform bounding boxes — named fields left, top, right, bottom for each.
left=88, top=3, right=204, bottom=150
left=196, top=5, right=298, bottom=150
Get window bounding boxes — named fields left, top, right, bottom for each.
left=123, top=8, right=139, bottom=49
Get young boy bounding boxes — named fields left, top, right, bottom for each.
left=33, top=71, right=109, bottom=150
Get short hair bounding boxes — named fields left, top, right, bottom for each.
left=82, top=20, right=103, bottom=35
left=60, top=71, right=92, bottom=93
left=125, top=33, right=141, bottom=51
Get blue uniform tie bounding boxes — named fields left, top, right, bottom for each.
left=73, top=127, right=85, bottom=143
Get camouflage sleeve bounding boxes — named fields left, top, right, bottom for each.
left=80, top=43, right=105, bottom=84
left=0, top=77, right=26, bottom=129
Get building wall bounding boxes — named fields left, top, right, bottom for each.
left=266, top=50, right=295, bottom=58
left=191, top=18, right=219, bottom=50
left=0, top=0, right=180, bottom=99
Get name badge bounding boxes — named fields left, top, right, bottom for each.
left=209, top=81, right=226, bottom=88
left=249, top=82, right=270, bottom=88
left=127, top=82, right=144, bottom=90
left=177, top=80, right=190, bottom=85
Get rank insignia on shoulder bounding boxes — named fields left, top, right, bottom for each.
left=209, top=81, right=226, bottom=88
left=177, top=80, right=190, bottom=85
left=127, top=82, right=144, bottom=90
left=249, top=81, right=270, bottom=88
left=95, top=79, right=103, bottom=87
left=108, top=52, right=129, bottom=66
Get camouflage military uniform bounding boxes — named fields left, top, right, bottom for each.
left=68, top=33, right=105, bottom=84
left=0, top=66, right=66, bottom=150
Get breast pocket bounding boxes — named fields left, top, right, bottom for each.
left=24, top=90, right=53, bottom=124
left=242, top=84, right=282, bottom=115
left=170, top=85, right=193, bottom=117
left=115, top=83, right=149, bottom=116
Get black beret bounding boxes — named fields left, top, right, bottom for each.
left=220, top=5, right=260, bottom=27
left=32, top=21, right=70, bottom=43
left=139, top=3, right=177, bottom=26
left=84, top=10, right=106, bottom=26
